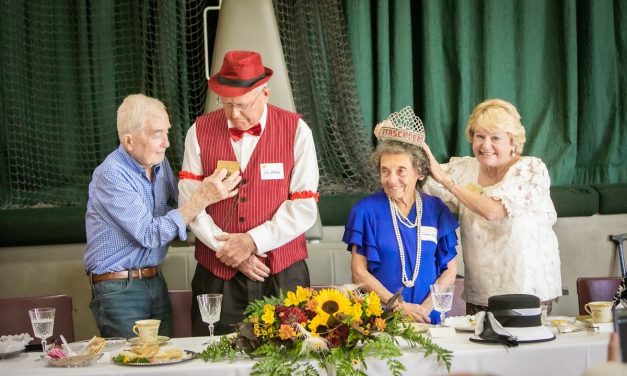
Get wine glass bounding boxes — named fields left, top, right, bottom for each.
left=197, top=294, right=222, bottom=344
left=430, top=283, right=454, bottom=326
left=28, top=307, right=55, bottom=353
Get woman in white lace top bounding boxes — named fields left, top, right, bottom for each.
left=422, top=99, right=562, bottom=315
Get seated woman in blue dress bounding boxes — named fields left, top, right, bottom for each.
left=343, top=108, right=459, bottom=324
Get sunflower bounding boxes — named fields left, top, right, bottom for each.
left=315, top=288, right=352, bottom=319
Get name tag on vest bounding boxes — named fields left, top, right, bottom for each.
left=260, top=163, right=284, bottom=180
left=421, top=226, right=438, bottom=243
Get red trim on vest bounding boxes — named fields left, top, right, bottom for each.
left=179, top=171, right=204, bottom=181
left=193, top=106, right=308, bottom=280
left=290, top=190, right=319, bottom=202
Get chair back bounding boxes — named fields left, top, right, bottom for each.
left=168, top=289, right=192, bottom=338
left=576, top=277, right=622, bottom=315
left=0, top=294, right=75, bottom=343
left=450, top=278, right=466, bottom=316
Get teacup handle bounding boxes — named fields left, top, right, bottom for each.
left=132, top=325, right=140, bottom=336
left=584, top=303, right=592, bottom=315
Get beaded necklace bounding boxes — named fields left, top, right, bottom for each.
left=388, top=192, right=423, bottom=288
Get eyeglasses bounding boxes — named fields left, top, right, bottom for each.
left=218, top=90, right=262, bottom=113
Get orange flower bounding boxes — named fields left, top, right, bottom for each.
left=305, top=298, right=318, bottom=312
left=278, top=324, right=297, bottom=340
left=374, top=317, right=386, bottom=331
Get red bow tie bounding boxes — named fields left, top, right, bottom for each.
left=228, top=124, right=262, bottom=141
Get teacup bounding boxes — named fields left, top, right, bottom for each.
left=584, top=301, right=613, bottom=323
left=132, top=319, right=161, bottom=343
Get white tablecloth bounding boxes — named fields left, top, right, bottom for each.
left=0, top=331, right=609, bottom=376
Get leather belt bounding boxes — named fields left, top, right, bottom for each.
left=90, top=266, right=159, bottom=283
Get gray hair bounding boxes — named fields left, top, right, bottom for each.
left=117, top=94, right=167, bottom=141
left=370, top=140, right=430, bottom=189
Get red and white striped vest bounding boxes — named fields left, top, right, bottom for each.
left=194, top=105, right=308, bottom=280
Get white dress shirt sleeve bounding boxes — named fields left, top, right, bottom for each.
left=248, top=118, right=319, bottom=254
left=178, top=123, right=227, bottom=251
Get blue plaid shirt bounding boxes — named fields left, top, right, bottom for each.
left=84, top=145, right=186, bottom=274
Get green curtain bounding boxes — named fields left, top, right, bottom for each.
left=344, top=0, right=626, bottom=185
left=344, top=0, right=414, bottom=141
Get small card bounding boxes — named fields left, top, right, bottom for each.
left=428, top=326, right=456, bottom=338
left=217, top=160, right=240, bottom=175
left=260, top=163, right=284, bottom=180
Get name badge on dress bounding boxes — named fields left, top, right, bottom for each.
left=465, top=182, right=483, bottom=194
left=260, top=163, right=284, bottom=180
left=420, top=226, right=438, bottom=243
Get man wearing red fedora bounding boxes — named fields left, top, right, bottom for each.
left=179, top=50, right=320, bottom=335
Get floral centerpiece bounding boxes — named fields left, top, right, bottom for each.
left=199, top=285, right=452, bottom=375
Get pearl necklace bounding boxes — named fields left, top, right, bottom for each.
left=388, top=193, right=423, bottom=288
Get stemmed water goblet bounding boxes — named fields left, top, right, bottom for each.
left=28, top=307, right=56, bottom=353
left=430, top=283, right=454, bottom=326
left=197, top=294, right=222, bottom=345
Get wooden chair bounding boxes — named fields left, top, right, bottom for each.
left=576, top=277, right=622, bottom=315
left=450, top=277, right=466, bottom=316
left=0, top=294, right=75, bottom=343
left=168, top=289, right=192, bottom=338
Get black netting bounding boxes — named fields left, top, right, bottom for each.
left=273, top=0, right=378, bottom=195
left=0, top=1, right=218, bottom=209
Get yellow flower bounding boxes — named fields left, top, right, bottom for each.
left=284, top=286, right=313, bottom=306
left=296, top=286, right=313, bottom=301
left=278, top=324, right=297, bottom=340
left=315, top=288, right=351, bottom=318
left=365, top=291, right=383, bottom=317
left=284, top=291, right=300, bottom=307
left=262, top=304, right=275, bottom=325
left=346, top=302, right=363, bottom=321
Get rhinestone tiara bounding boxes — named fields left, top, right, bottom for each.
left=373, top=106, right=425, bottom=146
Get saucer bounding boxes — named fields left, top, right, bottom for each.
left=127, top=336, right=170, bottom=346
left=405, top=322, right=430, bottom=333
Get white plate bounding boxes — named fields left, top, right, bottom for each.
left=405, top=322, right=430, bottom=333
left=544, top=316, right=575, bottom=327
left=127, top=336, right=170, bottom=346
left=452, top=325, right=476, bottom=332
left=112, top=350, right=195, bottom=366
left=445, top=316, right=476, bottom=332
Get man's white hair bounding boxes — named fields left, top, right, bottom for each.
left=117, top=94, right=167, bottom=141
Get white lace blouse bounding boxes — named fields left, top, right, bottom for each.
left=423, top=156, right=562, bottom=305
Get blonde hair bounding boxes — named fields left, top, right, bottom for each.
left=465, top=99, right=526, bottom=155
left=117, top=94, right=167, bottom=141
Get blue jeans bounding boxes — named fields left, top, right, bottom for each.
left=90, top=275, right=172, bottom=339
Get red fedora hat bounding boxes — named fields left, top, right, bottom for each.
left=208, top=51, right=273, bottom=97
